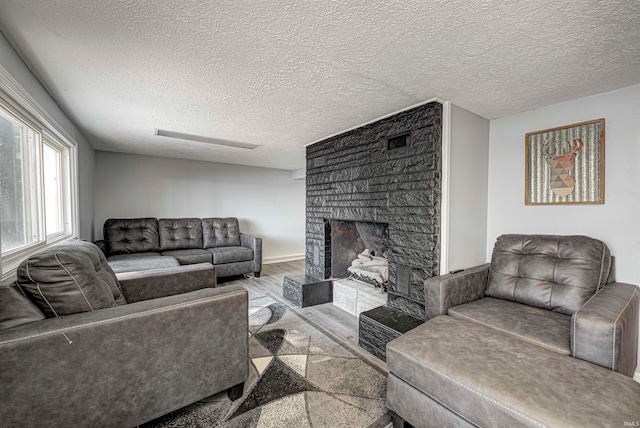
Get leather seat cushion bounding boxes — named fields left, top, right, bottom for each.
left=107, top=254, right=180, bottom=273
left=16, top=240, right=126, bottom=317
left=486, top=234, right=611, bottom=315
left=161, top=249, right=212, bottom=265
left=448, top=297, right=571, bottom=355
left=207, top=246, right=253, bottom=264
left=158, top=218, right=203, bottom=251
left=386, top=316, right=640, bottom=428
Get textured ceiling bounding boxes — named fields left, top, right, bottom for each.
left=1, top=1, right=639, bottom=170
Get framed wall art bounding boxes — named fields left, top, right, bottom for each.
left=525, top=118, right=605, bottom=205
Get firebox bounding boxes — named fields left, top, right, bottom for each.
left=325, top=219, right=389, bottom=287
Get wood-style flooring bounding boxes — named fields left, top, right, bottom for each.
left=218, top=259, right=388, bottom=373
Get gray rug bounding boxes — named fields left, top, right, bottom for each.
left=144, top=294, right=390, bottom=427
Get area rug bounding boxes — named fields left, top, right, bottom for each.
left=144, top=294, right=390, bottom=427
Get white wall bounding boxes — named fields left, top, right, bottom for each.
left=95, top=151, right=306, bottom=262
left=487, top=83, right=640, bottom=284
left=444, top=103, right=490, bottom=272
left=487, top=84, right=640, bottom=380
left=0, top=32, right=95, bottom=239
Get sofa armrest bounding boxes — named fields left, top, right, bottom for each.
left=0, top=286, right=249, bottom=427
left=424, top=263, right=490, bottom=319
left=116, top=262, right=216, bottom=303
left=241, top=233, right=262, bottom=272
left=94, top=239, right=108, bottom=257
left=571, top=282, right=639, bottom=377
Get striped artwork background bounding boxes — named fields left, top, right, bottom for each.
left=527, top=120, right=603, bottom=204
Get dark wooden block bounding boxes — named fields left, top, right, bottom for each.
left=283, top=274, right=333, bottom=308
left=359, top=305, right=424, bottom=360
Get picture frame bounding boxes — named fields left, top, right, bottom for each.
left=525, top=118, right=605, bottom=205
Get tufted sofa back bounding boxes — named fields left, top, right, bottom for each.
left=202, top=218, right=241, bottom=248
left=486, top=234, right=612, bottom=315
left=159, top=218, right=203, bottom=251
left=104, top=218, right=160, bottom=255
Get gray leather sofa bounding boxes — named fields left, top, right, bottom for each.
left=0, top=240, right=249, bottom=427
left=386, top=234, right=640, bottom=428
left=95, top=217, right=262, bottom=278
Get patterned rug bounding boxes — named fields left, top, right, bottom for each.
left=144, top=294, right=390, bottom=427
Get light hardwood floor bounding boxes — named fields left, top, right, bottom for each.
left=218, top=259, right=389, bottom=373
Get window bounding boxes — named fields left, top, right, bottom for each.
left=0, top=106, right=40, bottom=253
left=0, top=96, right=76, bottom=276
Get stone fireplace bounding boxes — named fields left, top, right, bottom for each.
left=305, top=102, right=442, bottom=319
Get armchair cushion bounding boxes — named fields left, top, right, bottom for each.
left=16, top=240, right=126, bottom=317
left=202, top=218, right=241, bottom=248
left=486, top=235, right=612, bottom=315
left=158, top=218, right=203, bottom=251
left=104, top=218, right=161, bottom=255
left=207, top=246, right=254, bottom=264
left=448, top=297, right=571, bottom=355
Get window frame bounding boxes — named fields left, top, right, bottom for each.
left=0, top=83, right=79, bottom=280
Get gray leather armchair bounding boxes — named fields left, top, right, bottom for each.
left=387, top=234, right=640, bottom=427
left=0, top=240, right=249, bottom=427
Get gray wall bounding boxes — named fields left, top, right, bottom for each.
left=94, top=151, right=306, bottom=262
left=0, top=32, right=95, bottom=239
left=446, top=104, right=490, bottom=272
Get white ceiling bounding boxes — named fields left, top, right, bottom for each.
left=0, top=1, right=639, bottom=170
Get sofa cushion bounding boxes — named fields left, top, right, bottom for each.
left=387, top=316, right=640, bottom=428
left=486, top=234, right=611, bottom=315
left=104, top=218, right=160, bottom=255
left=202, top=218, right=241, bottom=248
left=207, top=246, right=253, bottom=264
left=448, top=297, right=570, bottom=355
left=161, top=249, right=213, bottom=265
left=107, top=254, right=180, bottom=274
left=159, top=218, right=203, bottom=251
left=0, top=284, right=46, bottom=331
left=16, top=240, right=126, bottom=317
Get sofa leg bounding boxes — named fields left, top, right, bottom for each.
left=254, top=271, right=261, bottom=278
left=227, top=382, right=244, bottom=401
left=390, top=410, right=411, bottom=428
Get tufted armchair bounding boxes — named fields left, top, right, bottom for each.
left=386, top=234, right=640, bottom=427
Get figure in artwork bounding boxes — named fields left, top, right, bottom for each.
left=542, top=138, right=583, bottom=197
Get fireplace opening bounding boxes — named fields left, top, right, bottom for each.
left=326, top=219, right=389, bottom=289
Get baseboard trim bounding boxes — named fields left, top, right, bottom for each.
left=634, top=369, right=640, bottom=383
left=263, top=254, right=305, bottom=264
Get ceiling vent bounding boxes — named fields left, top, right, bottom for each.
left=155, top=129, right=261, bottom=150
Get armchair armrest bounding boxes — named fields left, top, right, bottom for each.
left=116, top=262, right=216, bottom=303
left=424, top=263, right=490, bottom=319
left=571, top=282, right=639, bottom=377
left=0, top=286, right=249, bottom=427
left=241, top=233, right=262, bottom=274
